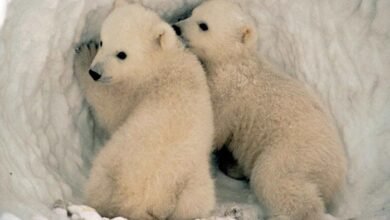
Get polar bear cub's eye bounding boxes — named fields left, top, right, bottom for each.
left=100, top=41, right=103, bottom=47
left=198, top=22, right=208, bottom=31
left=116, top=51, right=127, bottom=60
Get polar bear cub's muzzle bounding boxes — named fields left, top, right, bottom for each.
left=88, top=68, right=101, bottom=81
left=89, top=63, right=112, bottom=83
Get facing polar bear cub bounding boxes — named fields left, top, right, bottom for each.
left=175, top=0, right=347, bottom=219
left=74, top=1, right=215, bottom=219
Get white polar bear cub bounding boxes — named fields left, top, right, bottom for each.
left=74, top=1, right=215, bottom=219
left=175, top=0, right=347, bottom=220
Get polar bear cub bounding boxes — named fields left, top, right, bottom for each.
left=174, top=0, right=347, bottom=219
left=74, top=1, right=215, bottom=219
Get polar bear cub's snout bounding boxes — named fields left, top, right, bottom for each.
left=88, top=68, right=101, bottom=81
left=88, top=69, right=100, bottom=81
left=171, top=24, right=181, bottom=36
left=89, top=63, right=111, bottom=83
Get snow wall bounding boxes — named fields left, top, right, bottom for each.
left=0, top=0, right=389, bottom=219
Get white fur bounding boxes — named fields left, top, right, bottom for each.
left=74, top=3, right=215, bottom=219
left=176, top=0, right=347, bottom=219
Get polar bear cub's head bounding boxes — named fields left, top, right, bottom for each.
left=173, top=0, right=257, bottom=64
left=89, top=0, right=181, bottom=84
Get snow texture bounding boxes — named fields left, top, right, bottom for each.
left=0, top=0, right=389, bottom=219
left=0, top=0, right=7, bottom=28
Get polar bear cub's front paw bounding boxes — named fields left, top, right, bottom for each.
left=73, top=39, right=102, bottom=91
left=75, top=40, right=99, bottom=68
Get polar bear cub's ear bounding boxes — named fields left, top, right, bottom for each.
left=241, top=24, right=257, bottom=46
left=155, top=23, right=178, bottom=50
left=113, top=0, right=128, bottom=8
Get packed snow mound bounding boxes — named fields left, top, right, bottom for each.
left=0, top=0, right=389, bottom=219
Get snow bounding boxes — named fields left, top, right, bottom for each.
left=0, top=1, right=6, bottom=28
left=0, top=0, right=389, bottom=219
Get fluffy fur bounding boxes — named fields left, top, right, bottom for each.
left=74, top=1, right=215, bottom=219
left=175, top=0, right=347, bottom=219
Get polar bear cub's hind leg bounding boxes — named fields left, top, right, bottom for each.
left=252, top=170, right=325, bottom=220
left=170, top=168, right=216, bottom=219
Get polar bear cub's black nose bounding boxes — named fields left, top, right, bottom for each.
left=89, top=69, right=101, bottom=81
left=172, top=24, right=181, bottom=36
